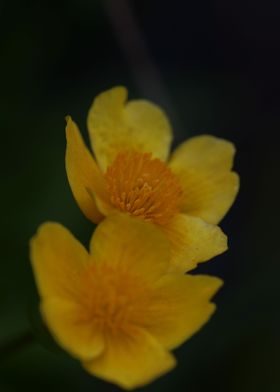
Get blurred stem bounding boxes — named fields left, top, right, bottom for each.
left=104, top=0, right=182, bottom=132
left=0, top=330, right=35, bottom=361
left=104, top=0, right=167, bottom=99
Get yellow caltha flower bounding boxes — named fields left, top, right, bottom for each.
left=66, top=86, right=239, bottom=272
left=30, top=214, right=222, bottom=390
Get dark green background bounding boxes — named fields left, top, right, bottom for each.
left=1, top=0, right=279, bottom=391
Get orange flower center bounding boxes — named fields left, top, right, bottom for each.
left=105, top=152, right=182, bottom=225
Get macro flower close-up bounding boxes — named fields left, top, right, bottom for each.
left=30, top=213, right=222, bottom=390
left=66, top=86, right=239, bottom=272
left=2, top=1, right=279, bottom=391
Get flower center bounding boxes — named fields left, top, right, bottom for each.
left=105, top=151, right=182, bottom=225
left=80, top=264, right=152, bottom=332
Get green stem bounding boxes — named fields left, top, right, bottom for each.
left=0, top=330, right=36, bottom=361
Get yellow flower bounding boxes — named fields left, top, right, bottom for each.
left=30, top=214, right=222, bottom=390
left=66, top=86, right=239, bottom=272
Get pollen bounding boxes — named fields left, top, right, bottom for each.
left=105, top=152, right=183, bottom=225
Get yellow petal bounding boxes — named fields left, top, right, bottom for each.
left=83, top=327, right=176, bottom=390
left=42, top=298, right=104, bottom=361
left=144, top=274, right=223, bottom=350
left=169, top=135, right=239, bottom=224
left=65, top=116, right=106, bottom=223
left=163, top=213, right=228, bottom=272
left=87, top=86, right=172, bottom=171
left=90, top=213, right=170, bottom=281
left=30, top=222, right=88, bottom=299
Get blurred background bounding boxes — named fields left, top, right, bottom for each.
left=1, top=0, right=280, bottom=391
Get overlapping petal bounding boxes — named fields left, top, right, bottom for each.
left=42, top=298, right=104, bottom=360
left=83, top=327, right=175, bottom=390
left=30, top=222, right=88, bottom=299
left=169, top=135, right=239, bottom=224
left=143, top=274, right=223, bottom=350
left=65, top=116, right=106, bottom=223
left=87, top=87, right=172, bottom=171
left=90, top=213, right=171, bottom=281
left=30, top=223, right=106, bottom=360
left=162, top=213, right=228, bottom=272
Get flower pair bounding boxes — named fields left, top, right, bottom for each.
left=30, top=87, right=239, bottom=389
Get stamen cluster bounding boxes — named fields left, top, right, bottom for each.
left=105, top=152, right=183, bottom=225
